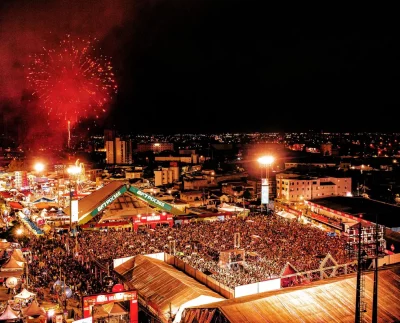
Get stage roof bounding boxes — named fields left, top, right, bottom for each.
left=307, top=196, right=400, bottom=228
left=182, top=265, right=400, bottom=323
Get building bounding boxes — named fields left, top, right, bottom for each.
left=247, top=178, right=276, bottom=202
left=154, top=155, right=198, bottom=164
left=154, top=167, right=180, bottom=186
left=105, top=137, right=133, bottom=164
left=180, top=190, right=204, bottom=207
left=276, top=173, right=352, bottom=204
left=136, top=142, right=174, bottom=153
left=320, top=143, right=333, bottom=156
left=183, top=178, right=208, bottom=190
left=221, top=181, right=254, bottom=199
left=14, top=171, right=29, bottom=190
left=125, top=170, right=143, bottom=179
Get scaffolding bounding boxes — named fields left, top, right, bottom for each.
left=346, top=220, right=385, bottom=323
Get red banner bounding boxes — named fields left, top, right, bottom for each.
left=82, top=290, right=138, bottom=323
left=134, top=213, right=173, bottom=223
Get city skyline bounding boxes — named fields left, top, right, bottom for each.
left=0, top=0, right=399, bottom=140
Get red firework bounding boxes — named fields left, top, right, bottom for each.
left=27, top=34, right=118, bottom=123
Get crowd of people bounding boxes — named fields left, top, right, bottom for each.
left=68, top=213, right=351, bottom=289
left=25, top=235, right=114, bottom=305
left=17, top=212, right=355, bottom=299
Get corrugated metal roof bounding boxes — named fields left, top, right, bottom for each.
left=115, top=255, right=225, bottom=322
left=182, top=265, right=400, bottom=323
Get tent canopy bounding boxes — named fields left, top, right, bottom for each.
left=22, top=300, right=46, bottom=317
left=0, top=304, right=19, bottom=320
left=1, top=257, right=24, bottom=271
left=10, top=249, right=26, bottom=262
left=32, top=197, right=56, bottom=203
left=14, top=288, right=36, bottom=300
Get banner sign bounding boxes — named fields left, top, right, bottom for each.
left=134, top=213, right=173, bottom=223
left=82, top=290, right=138, bottom=323
left=261, top=178, right=269, bottom=204
left=71, top=199, right=79, bottom=222
left=129, top=186, right=172, bottom=212
left=90, top=186, right=128, bottom=217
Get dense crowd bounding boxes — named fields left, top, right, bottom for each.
left=26, top=236, right=112, bottom=302
left=20, top=213, right=353, bottom=295
left=71, top=214, right=350, bottom=288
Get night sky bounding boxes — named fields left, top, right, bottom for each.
left=1, top=0, right=399, bottom=137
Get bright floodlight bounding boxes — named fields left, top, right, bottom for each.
left=67, top=165, right=81, bottom=175
left=34, top=162, right=45, bottom=172
left=16, top=228, right=23, bottom=235
left=258, top=156, right=274, bottom=166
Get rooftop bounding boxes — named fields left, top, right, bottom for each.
left=308, top=196, right=400, bottom=228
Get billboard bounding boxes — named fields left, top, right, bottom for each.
left=261, top=178, right=269, bottom=204
left=71, top=199, right=79, bottom=222
left=82, top=290, right=138, bottom=323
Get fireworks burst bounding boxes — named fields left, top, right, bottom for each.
left=27, top=34, right=118, bottom=123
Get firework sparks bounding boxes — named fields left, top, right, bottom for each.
left=27, top=34, right=118, bottom=123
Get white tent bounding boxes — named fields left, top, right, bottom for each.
left=0, top=304, right=19, bottom=320
left=217, top=203, right=249, bottom=214
left=14, top=288, right=36, bottom=300
left=173, top=295, right=224, bottom=323
left=276, top=210, right=297, bottom=220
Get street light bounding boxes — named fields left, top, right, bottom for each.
left=258, top=155, right=274, bottom=214
left=34, top=162, right=45, bottom=174
left=67, top=165, right=81, bottom=234
left=34, top=163, right=45, bottom=190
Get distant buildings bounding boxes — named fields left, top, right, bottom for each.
left=136, top=142, right=174, bottom=153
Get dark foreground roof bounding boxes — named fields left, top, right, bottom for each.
left=114, top=255, right=224, bottom=323
left=182, top=264, right=400, bottom=323
left=308, top=196, right=400, bottom=228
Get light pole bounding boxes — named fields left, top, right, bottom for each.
left=33, top=162, right=45, bottom=195
left=67, top=165, right=81, bottom=235
left=257, top=156, right=274, bottom=214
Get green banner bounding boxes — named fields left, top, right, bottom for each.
left=90, top=185, right=128, bottom=217
left=128, top=186, right=172, bottom=212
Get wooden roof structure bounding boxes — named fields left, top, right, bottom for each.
left=114, top=255, right=225, bottom=322
left=182, top=265, right=400, bottom=323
